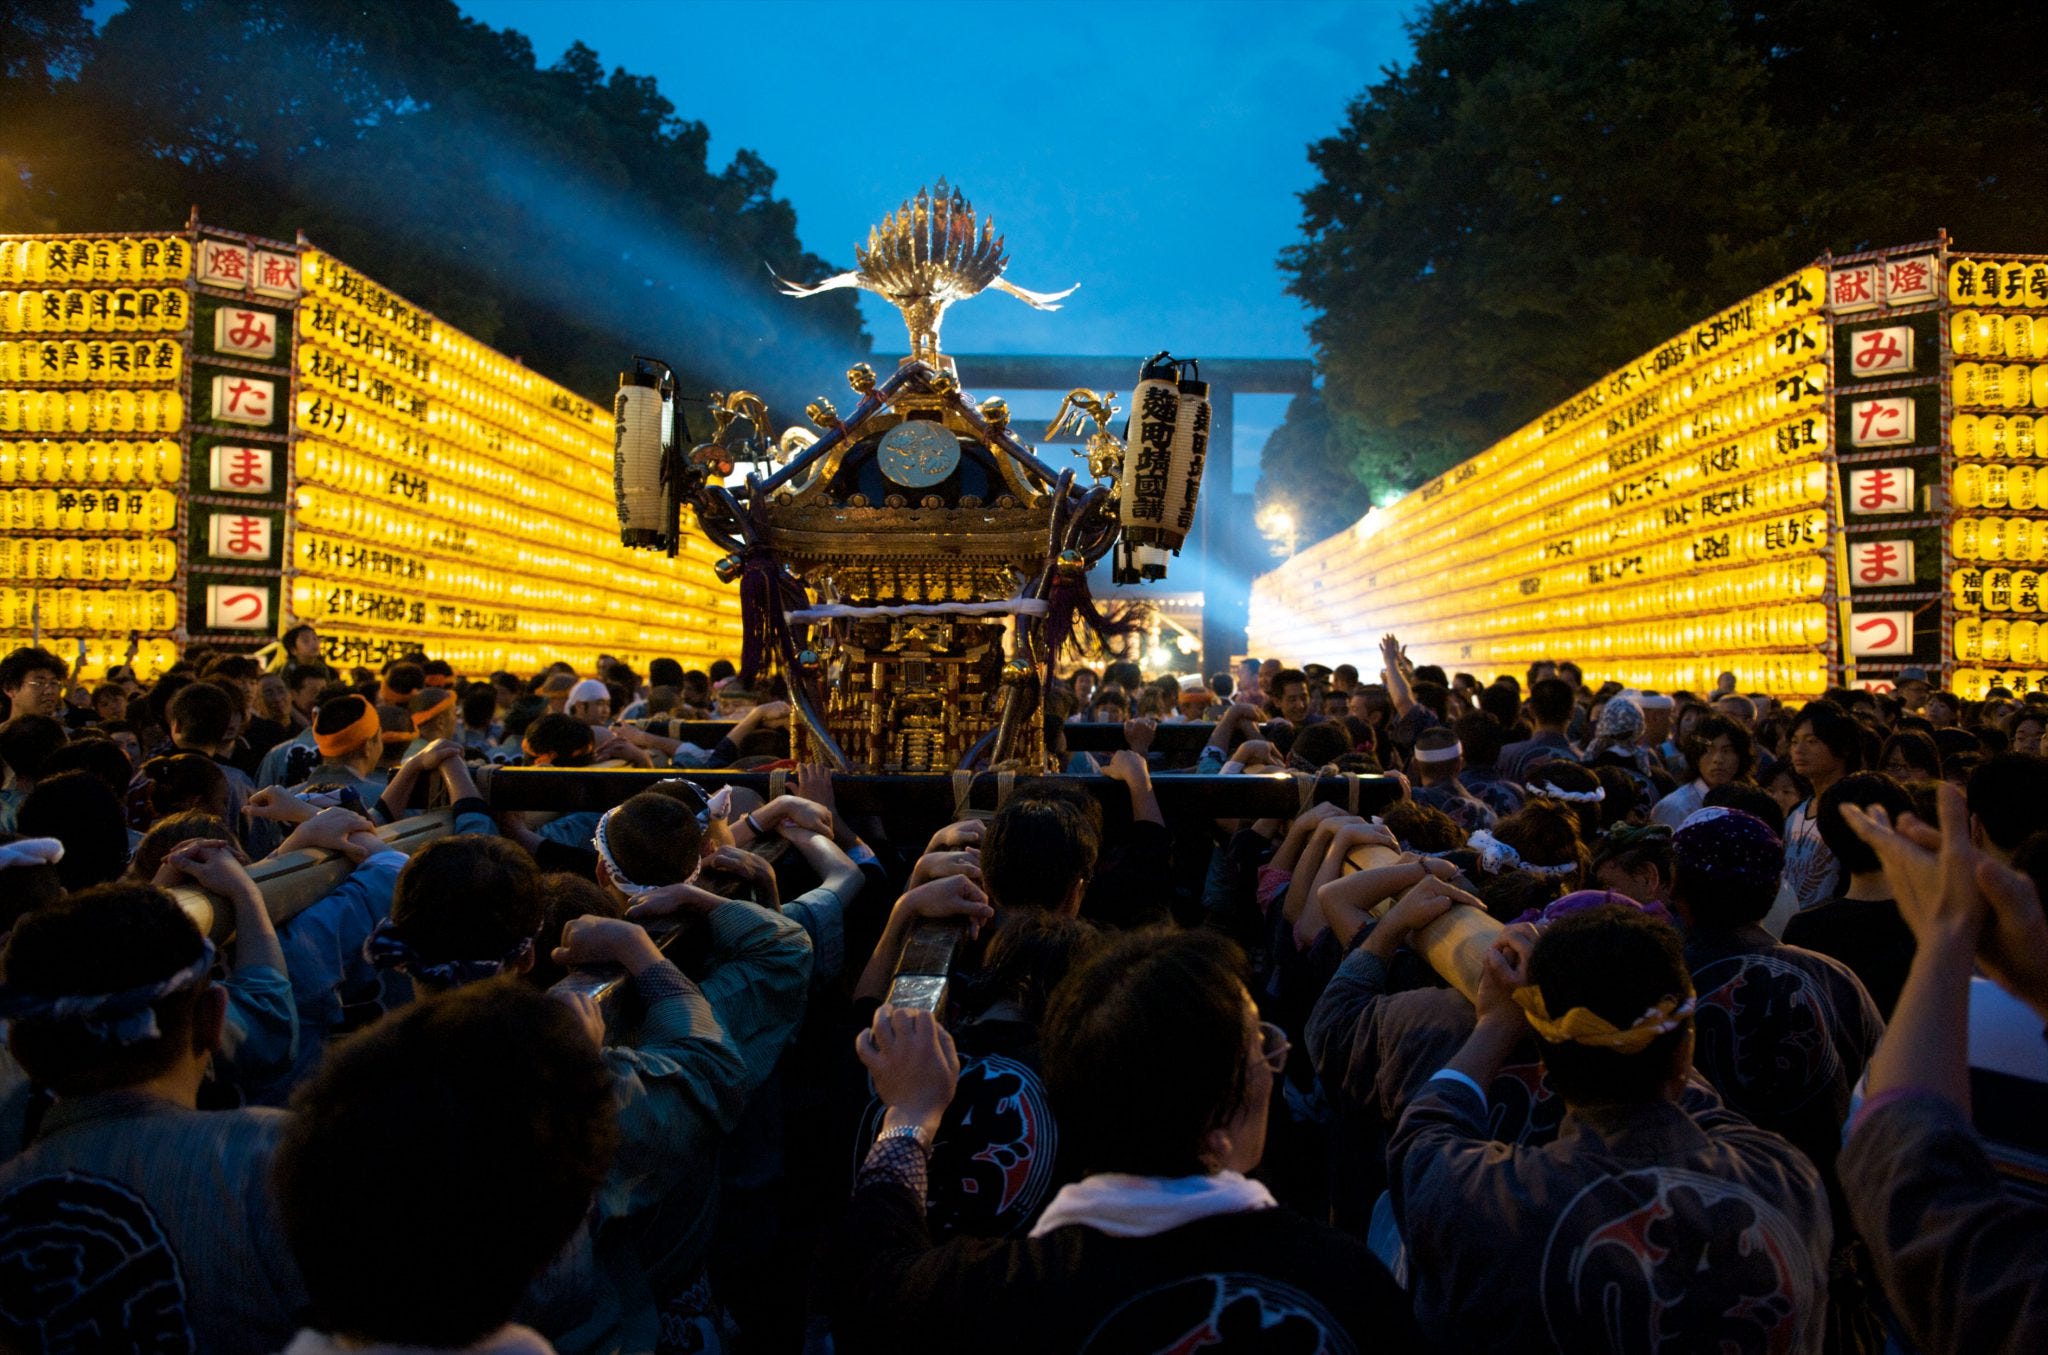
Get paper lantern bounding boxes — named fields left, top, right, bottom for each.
left=1117, top=357, right=1182, bottom=563
left=613, top=368, right=669, bottom=549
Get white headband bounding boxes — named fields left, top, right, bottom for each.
left=1468, top=829, right=1580, bottom=879
left=1411, top=741, right=1463, bottom=764
left=0, top=837, right=64, bottom=870
left=591, top=806, right=697, bottom=899
left=1529, top=780, right=1606, bottom=804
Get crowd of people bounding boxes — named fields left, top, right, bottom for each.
left=0, top=624, right=2043, bottom=1353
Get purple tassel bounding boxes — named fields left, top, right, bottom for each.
left=738, top=551, right=804, bottom=685
left=1044, top=567, right=1141, bottom=662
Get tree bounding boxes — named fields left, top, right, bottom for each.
left=1277, top=0, right=2048, bottom=519
left=0, top=0, right=866, bottom=405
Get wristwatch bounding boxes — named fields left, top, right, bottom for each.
left=876, top=1123, right=933, bottom=1150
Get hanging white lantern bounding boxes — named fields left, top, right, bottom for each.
left=1166, top=372, right=1210, bottom=547
left=1115, top=355, right=1183, bottom=583
left=614, top=369, right=667, bottom=548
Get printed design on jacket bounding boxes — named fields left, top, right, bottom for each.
left=1689, top=954, right=1841, bottom=1116
left=858, top=1052, right=1056, bottom=1237
left=0, top=1171, right=195, bottom=1352
left=1081, top=1272, right=1358, bottom=1355
left=1539, top=1165, right=1810, bottom=1354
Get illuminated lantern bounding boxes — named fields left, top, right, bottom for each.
left=1985, top=619, right=2012, bottom=662
left=2014, top=467, right=2038, bottom=512
left=2019, top=620, right=2044, bottom=669
left=1116, top=356, right=1184, bottom=581
left=1957, top=464, right=1985, bottom=508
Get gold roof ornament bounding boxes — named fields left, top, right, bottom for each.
left=773, top=180, right=1077, bottom=365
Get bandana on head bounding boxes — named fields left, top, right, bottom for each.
left=590, top=804, right=697, bottom=898
left=1673, top=806, right=1784, bottom=898
left=1511, top=888, right=1676, bottom=929
left=1467, top=829, right=1578, bottom=879
left=1597, top=697, right=1645, bottom=740
left=568, top=679, right=610, bottom=706
left=1513, top=983, right=1696, bottom=1053
left=1528, top=779, right=1604, bottom=804
left=409, top=689, right=456, bottom=728
left=363, top=917, right=533, bottom=988
left=315, top=697, right=382, bottom=758
left=0, top=838, right=63, bottom=870
left=1412, top=740, right=1463, bottom=765
left=0, top=941, right=215, bottom=1045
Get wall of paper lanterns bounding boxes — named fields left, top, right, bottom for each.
left=0, top=228, right=741, bottom=678
left=1248, top=268, right=1840, bottom=694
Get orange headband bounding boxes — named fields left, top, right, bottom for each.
left=424, top=674, right=455, bottom=689
left=410, top=690, right=457, bottom=728
left=315, top=701, right=382, bottom=758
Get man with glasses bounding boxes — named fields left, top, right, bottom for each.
left=0, top=646, right=68, bottom=723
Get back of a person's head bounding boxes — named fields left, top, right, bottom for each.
left=599, top=792, right=703, bottom=889
left=1454, top=714, right=1504, bottom=768
left=0, top=714, right=67, bottom=780
left=648, top=657, right=683, bottom=689
left=1592, top=824, right=1676, bottom=890
left=969, top=910, right=1103, bottom=1027
left=1289, top=720, right=1351, bottom=769
left=1701, top=781, right=1786, bottom=829
left=1673, top=807, right=1784, bottom=928
left=523, top=712, right=595, bottom=765
left=130, top=810, right=240, bottom=883
left=528, top=873, right=626, bottom=990
left=1591, top=766, right=1647, bottom=831
left=1523, top=757, right=1600, bottom=806
left=385, top=837, right=545, bottom=988
left=984, top=790, right=1101, bottom=912
left=3, top=884, right=210, bottom=1096
left=1967, top=752, right=2048, bottom=851
left=1043, top=929, right=1251, bottom=1177
left=1816, top=772, right=1915, bottom=878
left=167, top=680, right=234, bottom=747
left=708, top=659, right=736, bottom=683
left=1525, top=904, right=1691, bottom=1104
left=383, top=662, right=425, bottom=698
left=18, top=772, right=128, bottom=891
left=1494, top=797, right=1589, bottom=882
left=1478, top=683, right=1520, bottom=728
left=459, top=684, right=496, bottom=728
left=140, top=751, right=230, bottom=820
left=40, top=735, right=133, bottom=795
left=0, top=832, right=66, bottom=934
left=1381, top=799, right=1464, bottom=854
left=276, top=981, right=616, bottom=1349
left=1529, top=677, right=1576, bottom=725
left=1209, top=672, right=1234, bottom=700
left=203, top=654, right=260, bottom=685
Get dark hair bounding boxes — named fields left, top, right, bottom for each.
left=647, top=658, right=684, bottom=689
left=1209, top=672, right=1234, bottom=700
left=282, top=622, right=318, bottom=651
left=527, top=873, right=626, bottom=991
left=1592, top=826, right=1676, bottom=894
left=18, top=772, right=129, bottom=890
left=4, top=884, right=210, bottom=1095
left=0, top=646, right=66, bottom=693
left=1525, top=904, right=1691, bottom=1103
left=384, top=662, right=426, bottom=698
left=1290, top=721, right=1351, bottom=770
left=1684, top=715, right=1754, bottom=782
left=524, top=713, right=595, bottom=766
left=1591, top=765, right=1646, bottom=832
left=283, top=662, right=327, bottom=692
left=39, top=735, right=133, bottom=795
left=0, top=831, right=65, bottom=933
left=460, top=685, right=497, bottom=729
left=1878, top=730, right=1943, bottom=782
left=1789, top=702, right=1864, bottom=773
left=276, top=982, right=616, bottom=1348
left=1933, top=726, right=1985, bottom=763
left=204, top=655, right=261, bottom=684
left=1968, top=753, right=2048, bottom=851
left=1382, top=798, right=1465, bottom=853
left=708, top=659, right=736, bottom=683
left=1816, top=772, right=1915, bottom=881
left=1413, top=664, right=1448, bottom=689
left=968, top=910, right=1103, bottom=1027
left=601, top=793, right=703, bottom=888
left=1455, top=714, right=1504, bottom=768
left=130, top=811, right=241, bottom=883
left=984, top=790, right=1101, bottom=912
left=1267, top=667, right=1308, bottom=698
left=1703, top=782, right=1790, bottom=830
left=0, top=714, right=68, bottom=781
left=1043, top=930, right=1253, bottom=1176
left=389, top=837, right=546, bottom=986
left=1494, top=798, right=1589, bottom=885
left=166, top=681, right=234, bottom=748
left=1529, top=677, right=1576, bottom=726
left=138, top=752, right=230, bottom=821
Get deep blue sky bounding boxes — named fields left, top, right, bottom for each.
left=459, top=0, right=1419, bottom=485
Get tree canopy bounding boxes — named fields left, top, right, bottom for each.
left=1, top=0, right=866, bottom=404
left=1268, top=0, right=2048, bottom=545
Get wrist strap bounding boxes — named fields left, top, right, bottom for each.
left=742, top=811, right=764, bottom=838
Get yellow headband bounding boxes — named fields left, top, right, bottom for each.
left=410, top=689, right=456, bottom=728
left=1512, top=986, right=1695, bottom=1054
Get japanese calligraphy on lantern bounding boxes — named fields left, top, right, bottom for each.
left=206, top=512, right=272, bottom=561
left=250, top=250, right=300, bottom=298
left=1848, top=611, right=1915, bottom=657
left=1848, top=467, right=1915, bottom=514
left=1884, top=256, right=1938, bottom=304
left=1850, top=539, right=1915, bottom=587
left=214, top=307, right=279, bottom=360
left=197, top=240, right=252, bottom=289
left=1829, top=265, right=1880, bottom=314
left=207, top=444, right=274, bottom=494
left=209, top=374, right=274, bottom=426
left=1849, top=397, right=1915, bottom=447
left=1848, top=326, right=1913, bottom=378
left=204, top=582, right=271, bottom=629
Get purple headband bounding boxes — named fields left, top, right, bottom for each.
left=364, top=917, right=534, bottom=988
